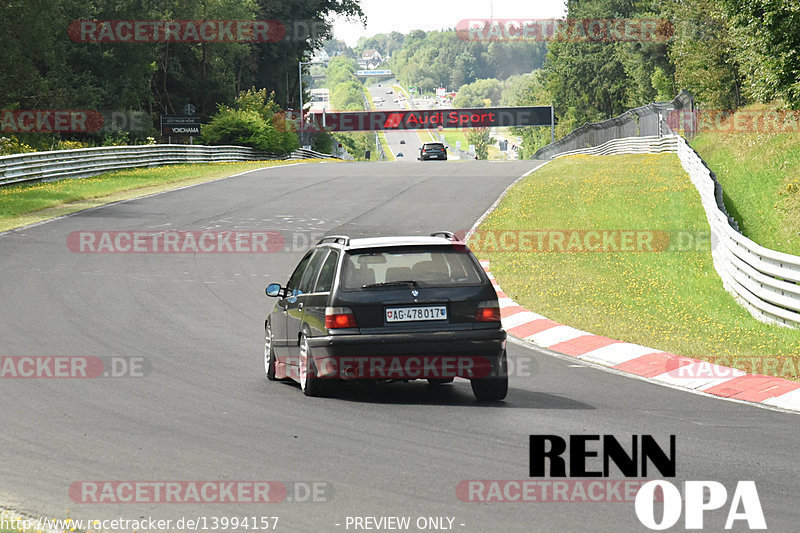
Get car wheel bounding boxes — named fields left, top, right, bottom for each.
left=265, top=322, right=277, bottom=381
left=427, top=378, right=454, bottom=385
left=299, top=333, right=323, bottom=396
left=470, top=350, right=508, bottom=401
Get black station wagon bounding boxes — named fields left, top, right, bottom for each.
left=264, top=232, right=508, bottom=400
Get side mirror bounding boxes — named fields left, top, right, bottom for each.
left=266, top=283, right=283, bottom=297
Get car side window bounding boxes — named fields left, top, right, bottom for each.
left=298, top=249, right=328, bottom=294
left=286, top=252, right=314, bottom=293
left=314, top=250, right=339, bottom=293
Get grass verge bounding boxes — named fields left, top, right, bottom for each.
left=474, top=153, right=800, bottom=380
left=0, top=160, right=324, bottom=232
left=377, top=132, right=395, bottom=161
left=691, top=104, right=800, bottom=255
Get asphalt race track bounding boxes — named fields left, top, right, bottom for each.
left=1, top=161, right=799, bottom=532
left=366, top=82, right=427, bottom=159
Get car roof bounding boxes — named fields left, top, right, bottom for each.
left=317, top=235, right=465, bottom=251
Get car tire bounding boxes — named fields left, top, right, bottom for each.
left=265, top=322, right=277, bottom=381
left=470, top=350, right=508, bottom=401
left=427, top=378, right=454, bottom=385
left=299, top=333, right=324, bottom=397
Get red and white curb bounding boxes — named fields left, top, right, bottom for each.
left=480, top=260, right=800, bottom=413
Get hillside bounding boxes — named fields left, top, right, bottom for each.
left=691, top=104, right=800, bottom=255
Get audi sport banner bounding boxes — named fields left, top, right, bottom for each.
left=161, top=115, right=202, bottom=136
left=307, top=106, right=553, bottom=132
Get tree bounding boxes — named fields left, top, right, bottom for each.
left=667, top=0, right=742, bottom=109
left=503, top=71, right=554, bottom=156
left=454, top=79, right=503, bottom=108
left=467, top=128, right=494, bottom=159
left=722, top=0, right=800, bottom=107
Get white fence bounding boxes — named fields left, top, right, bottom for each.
left=553, top=134, right=800, bottom=327
left=0, top=145, right=337, bottom=186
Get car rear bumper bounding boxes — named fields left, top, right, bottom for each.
left=307, top=329, right=506, bottom=379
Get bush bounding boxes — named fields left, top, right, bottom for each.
left=312, top=131, right=333, bottom=154
left=56, top=139, right=90, bottom=150
left=202, top=88, right=298, bottom=154
left=0, top=136, right=35, bottom=155
left=333, top=132, right=373, bottom=160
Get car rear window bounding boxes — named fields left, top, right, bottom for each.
left=424, top=143, right=444, bottom=150
left=341, top=247, right=483, bottom=289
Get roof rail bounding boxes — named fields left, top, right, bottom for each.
left=430, top=231, right=456, bottom=240
left=317, top=235, right=350, bottom=246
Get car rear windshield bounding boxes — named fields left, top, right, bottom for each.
left=424, top=144, right=444, bottom=150
left=341, top=247, right=483, bottom=289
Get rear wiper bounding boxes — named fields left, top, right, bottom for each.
left=362, top=280, right=418, bottom=288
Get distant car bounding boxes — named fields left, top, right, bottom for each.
left=419, top=142, right=448, bottom=161
left=400, top=140, right=406, bottom=144
left=397, top=152, right=404, bottom=157
left=263, top=233, right=508, bottom=400
left=378, top=84, right=382, bottom=87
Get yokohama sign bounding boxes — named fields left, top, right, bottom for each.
left=307, top=107, right=553, bottom=132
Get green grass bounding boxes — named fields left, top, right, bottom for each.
left=0, top=160, right=324, bottom=232
left=441, top=129, right=468, bottom=150
left=475, top=153, right=800, bottom=379
left=691, top=105, right=800, bottom=255
left=377, top=132, right=395, bottom=161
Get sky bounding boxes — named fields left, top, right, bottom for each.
left=331, top=0, right=568, bottom=47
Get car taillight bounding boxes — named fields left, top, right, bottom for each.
left=325, top=307, right=358, bottom=329
left=475, top=300, right=501, bottom=322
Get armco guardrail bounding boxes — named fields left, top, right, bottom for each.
left=552, top=134, right=800, bottom=327
left=552, top=135, right=679, bottom=158
left=0, top=145, right=337, bottom=186
left=534, top=91, right=695, bottom=160
left=285, top=147, right=339, bottom=161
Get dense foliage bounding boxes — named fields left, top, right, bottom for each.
left=388, top=30, right=547, bottom=93
left=542, top=0, right=800, bottom=133
left=0, top=0, right=363, bottom=149
left=202, top=88, right=298, bottom=153
left=440, top=0, right=800, bottom=154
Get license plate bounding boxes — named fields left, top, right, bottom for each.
left=430, top=154, right=439, bottom=158
left=386, top=306, right=447, bottom=322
